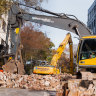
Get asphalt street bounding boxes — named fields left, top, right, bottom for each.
left=0, top=88, right=56, bottom=96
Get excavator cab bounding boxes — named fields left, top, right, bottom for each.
left=77, top=36, right=96, bottom=72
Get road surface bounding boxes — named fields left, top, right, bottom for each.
left=0, top=88, right=56, bottom=96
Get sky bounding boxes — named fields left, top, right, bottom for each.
left=38, top=0, right=94, bottom=48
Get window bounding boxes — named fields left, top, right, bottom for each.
left=80, top=39, right=96, bottom=60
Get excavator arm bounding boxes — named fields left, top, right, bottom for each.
left=8, top=4, right=92, bottom=37
left=19, top=14, right=91, bottom=37
left=50, top=33, right=73, bottom=74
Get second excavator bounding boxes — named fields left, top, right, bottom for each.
left=33, top=33, right=73, bottom=74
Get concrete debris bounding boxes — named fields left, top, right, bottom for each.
left=2, top=60, right=25, bottom=75
left=0, top=72, right=72, bottom=93
left=0, top=71, right=96, bottom=96
left=64, top=72, right=96, bottom=96
left=81, top=72, right=94, bottom=80
left=2, top=60, right=17, bottom=74
left=67, top=79, right=96, bottom=96
left=79, top=80, right=93, bottom=89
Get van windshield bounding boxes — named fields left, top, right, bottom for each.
left=80, top=39, right=96, bottom=60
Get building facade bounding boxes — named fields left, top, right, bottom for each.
left=0, top=13, right=19, bottom=54
left=87, top=0, right=96, bottom=34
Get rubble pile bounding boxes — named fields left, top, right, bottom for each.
left=66, top=72, right=96, bottom=96
left=66, top=79, right=96, bottom=96
left=2, top=60, right=25, bottom=75
left=0, top=72, right=72, bottom=92
left=0, top=71, right=96, bottom=96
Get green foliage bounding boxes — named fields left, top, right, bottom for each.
left=58, top=52, right=70, bottom=73
left=46, top=56, right=52, bottom=62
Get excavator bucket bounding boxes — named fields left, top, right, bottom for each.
left=2, top=59, right=25, bottom=75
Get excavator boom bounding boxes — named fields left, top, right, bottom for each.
left=50, top=33, right=73, bottom=74
left=9, top=4, right=92, bottom=37
left=50, top=33, right=71, bottom=66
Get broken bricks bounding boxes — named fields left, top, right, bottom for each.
left=0, top=72, right=72, bottom=93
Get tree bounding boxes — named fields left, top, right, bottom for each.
left=58, top=52, right=70, bottom=73
left=21, top=24, right=54, bottom=61
left=0, top=0, right=48, bottom=18
left=0, top=0, right=11, bottom=18
left=57, top=45, right=78, bottom=73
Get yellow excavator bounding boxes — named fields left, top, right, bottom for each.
left=33, top=33, right=73, bottom=74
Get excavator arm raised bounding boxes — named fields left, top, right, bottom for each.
left=50, top=33, right=73, bottom=74
left=8, top=4, right=92, bottom=37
